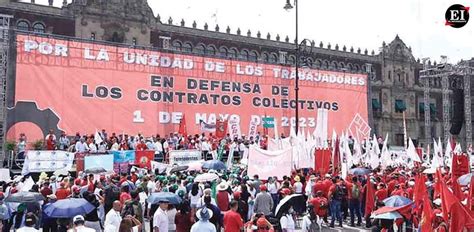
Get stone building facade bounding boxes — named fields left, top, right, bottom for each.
left=0, top=0, right=470, bottom=147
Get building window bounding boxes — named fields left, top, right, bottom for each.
left=16, top=20, right=30, bottom=31
left=206, top=46, right=216, bottom=55
left=33, top=22, right=46, bottom=33
left=395, top=99, right=406, bottom=113
left=395, top=134, right=404, bottom=146
left=239, top=50, right=249, bottom=60
left=132, top=38, right=137, bottom=45
left=172, top=41, right=182, bottom=51
left=182, top=42, right=193, bottom=53
left=269, top=54, right=278, bottom=63
left=249, top=51, right=258, bottom=62
left=261, top=53, right=269, bottom=62
left=228, top=48, right=238, bottom=58
left=372, top=99, right=381, bottom=110
left=91, top=33, right=96, bottom=40
left=218, top=47, right=228, bottom=57
left=195, top=44, right=206, bottom=54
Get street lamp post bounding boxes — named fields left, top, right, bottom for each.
left=284, top=0, right=300, bottom=134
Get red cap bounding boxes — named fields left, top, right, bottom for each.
left=259, top=185, right=267, bottom=192
left=72, top=186, right=80, bottom=193
left=256, top=217, right=267, bottom=227
left=233, top=191, right=241, bottom=199
left=60, top=182, right=66, bottom=187
left=281, top=188, right=291, bottom=195
left=74, top=178, right=81, bottom=185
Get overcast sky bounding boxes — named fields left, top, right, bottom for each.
left=32, top=0, right=473, bottom=63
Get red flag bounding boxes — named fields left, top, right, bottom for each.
left=434, top=168, right=443, bottom=199
left=440, top=174, right=460, bottom=221
left=420, top=194, right=433, bottom=232
left=365, top=181, right=375, bottom=217
left=178, top=114, right=187, bottom=138
left=451, top=153, right=470, bottom=181
left=215, top=119, right=228, bottom=139
left=135, top=150, right=154, bottom=169
left=413, top=174, right=427, bottom=211
left=450, top=202, right=474, bottom=232
left=314, top=149, right=331, bottom=175
left=452, top=177, right=464, bottom=201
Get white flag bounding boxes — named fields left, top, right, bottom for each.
left=248, top=119, right=258, bottom=140
left=380, top=134, right=391, bottom=169
left=445, top=139, right=453, bottom=169
left=94, top=129, right=103, bottom=145
left=228, top=119, right=242, bottom=139
left=274, top=118, right=279, bottom=140
left=406, top=137, right=421, bottom=163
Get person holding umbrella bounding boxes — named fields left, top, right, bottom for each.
left=17, top=213, right=38, bottom=232
left=152, top=199, right=169, bottom=232
left=279, top=206, right=296, bottom=232
left=71, top=215, right=95, bottom=232
left=41, top=195, right=57, bottom=232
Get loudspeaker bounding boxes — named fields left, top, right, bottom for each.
left=450, top=89, right=464, bottom=135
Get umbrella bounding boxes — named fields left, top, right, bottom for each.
left=5, top=192, right=44, bottom=203
left=53, top=168, right=69, bottom=177
left=275, top=194, right=302, bottom=218
left=349, top=168, right=371, bottom=176
left=187, top=162, right=203, bottom=171
left=44, top=198, right=95, bottom=218
left=371, top=211, right=402, bottom=220
left=85, top=167, right=107, bottom=174
left=383, top=195, right=413, bottom=207
left=458, top=173, right=473, bottom=186
left=422, top=168, right=436, bottom=174
left=148, top=192, right=182, bottom=205
left=194, top=173, right=219, bottom=183
left=202, top=160, right=226, bottom=170
left=170, top=166, right=188, bottom=173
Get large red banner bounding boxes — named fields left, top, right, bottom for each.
left=7, top=34, right=368, bottom=141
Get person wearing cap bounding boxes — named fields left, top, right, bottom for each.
left=70, top=215, right=95, bottom=232
left=190, top=207, right=216, bottom=232
left=17, top=212, right=38, bottom=232
left=253, top=185, right=273, bottom=216
left=246, top=215, right=274, bottom=232
left=223, top=200, right=243, bottom=232
left=153, top=199, right=169, bottom=232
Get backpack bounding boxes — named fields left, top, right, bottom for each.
left=121, top=200, right=143, bottom=222
left=333, top=185, right=346, bottom=201
left=352, top=184, right=360, bottom=199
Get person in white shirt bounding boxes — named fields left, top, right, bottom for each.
left=75, top=138, right=89, bottom=153
left=280, top=207, right=296, bottom=232
left=17, top=213, right=39, bottom=232
left=153, top=200, right=169, bottom=232
left=104, top=201, right=122, bottom=232
left=69, top=215, right=95, bottom=232
left=190, top=207, right=216, bottom=232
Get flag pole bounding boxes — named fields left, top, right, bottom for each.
left=403, top=111, right=407, bottom=149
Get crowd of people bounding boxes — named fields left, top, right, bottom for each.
left=3, top=130, right=473, bottom=232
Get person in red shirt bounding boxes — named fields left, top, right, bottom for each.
left=120, top=185, right=131, bottom=204
left=40, top=182, right=53, bottom=199
left=308, top=191, right=328, bottom=223
left=375, top=183, right=388, bottom=203
left=391, top=184, right=405, bottom=197
left=135, top=139, right=147, bottom=151
left=223, top=200, right=244, bottom=232
left=387, top=176, right=398, bottom=195
left=55, top=182, right=70, bottom=200
left=321, top=174, right=333, bottom=198
left=217, top=182, right=231, bottom=211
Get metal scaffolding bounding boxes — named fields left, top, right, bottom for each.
left=420, top=58, right=473, bottom=149
left=0, top=14, right=12, bottom=165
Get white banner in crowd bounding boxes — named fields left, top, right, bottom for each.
left=22, top=150, right=75, bottom=175
left=169, top=150, right=202, bottom=165
left=248, top=146, right=292, bottom=180
left=228, top=119, right=242, bottom=139
left=248, top=119, right=258, bottom=139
